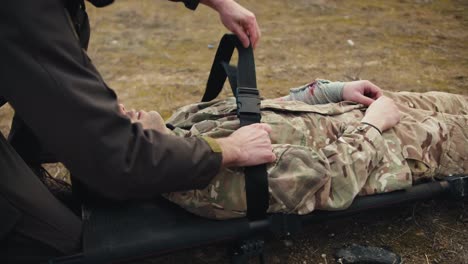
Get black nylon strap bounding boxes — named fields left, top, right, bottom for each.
left=202, top=34, right=269, bottom=221
left=87, top=0, right=114, bottom=8
left=181, top=0, right=200, bottom=10
left=221, top=62, right=238, bottom=96
left=0, top=96, right=6, bottom=107
left=202, top=34, right=236, bottom=102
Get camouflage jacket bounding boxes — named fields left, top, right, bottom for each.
left=163, top=88, right=467, bottom=219
left=163, top=98, right=412, bottom=219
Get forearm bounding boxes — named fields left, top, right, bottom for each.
left=1, top=0, right=222, bottom=200
left=200, top=0, right=225, bottom=9
left=280, top=80, right=345, bottom=105
left=272, top=123, right=385, bottom=213
left=319, top=124, right=384, bottom=209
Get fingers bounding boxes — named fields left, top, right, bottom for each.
left=362, top=96, right=401, bottom=132
left=244, top=16, right=261, bottom=49
left=365, top=82, right=384, bottom=99
left=265, top=151, right=277, bottom=163
left=343, top=80, right=385, bottom=106
left=256, top=123, right=272, bottom=133
left=356, top=94, right=375, bottom=106
left=216, top=0, right=260, bottom=48
left=246, top=123, right=275, bottom=163
left=219, top=123, right=275, bottom=167
left=231, top=22, right=250, bottom=48
left=373, top=88, right=384, bottom=99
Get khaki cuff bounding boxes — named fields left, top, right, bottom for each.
left=356, top=123, right=383, bottom=139
left=200, top=136, right=222, bottom=153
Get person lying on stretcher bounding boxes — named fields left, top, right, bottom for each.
left=119, top=80, right=468, bottom=220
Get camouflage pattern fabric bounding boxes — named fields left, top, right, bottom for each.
left=163, top=91, right=467, bottom=220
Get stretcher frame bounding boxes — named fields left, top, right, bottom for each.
left=50, top=176, right=467, bottom=264
left=50, top=35, right=468, bottom=264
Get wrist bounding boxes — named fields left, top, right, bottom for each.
left=360, top=122, right=383, bottom=135
left=215, top=137, right=242, bottom=167
left=200, top=0, right=233, bottom=12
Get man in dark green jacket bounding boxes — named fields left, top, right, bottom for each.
left=0, top=0, right=273, bottom=262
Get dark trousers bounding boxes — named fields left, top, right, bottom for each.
left=0, top=133, right=82, bottom=263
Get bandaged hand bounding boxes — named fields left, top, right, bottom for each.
left=343, top=80, right=383, bottom=106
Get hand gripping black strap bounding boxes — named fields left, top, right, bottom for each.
left=202, top=34, right=269, bottom=221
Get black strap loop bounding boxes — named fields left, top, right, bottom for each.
left=202, top=34, right=256, bottom=102
left=202, top=34, right=269, bottom=221
left=0, top=96, right=6, bottom=108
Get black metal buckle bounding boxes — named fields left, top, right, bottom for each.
left=236, top=87, right=260, bottom=116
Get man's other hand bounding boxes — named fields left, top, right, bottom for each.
left=201, top=0, right=261, bottom=48
left=361, top=96, right=401, bottom=132
left=216, top=123, right=275, bottom=167
left=343, top=80, right=384, bottom=106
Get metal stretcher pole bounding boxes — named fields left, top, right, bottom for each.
left=49, top=175, right=467, bottom=264
left=270, top=175, right=467, bottom=237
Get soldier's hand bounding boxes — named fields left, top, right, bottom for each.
left=361, top=96, right=401, bottom=132
left=201, top=0, right=260, bottom=48
left=216, top=123, right=276, bottom=167
left=343, top=80, right=383, bottom=106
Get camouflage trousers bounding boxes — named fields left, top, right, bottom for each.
left=164, top=91, right=467, bottom=219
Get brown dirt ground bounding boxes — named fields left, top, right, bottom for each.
left=0, top=0, right=467, bottom=263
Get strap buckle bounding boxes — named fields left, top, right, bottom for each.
left=237, top=87, right=260, bottom=116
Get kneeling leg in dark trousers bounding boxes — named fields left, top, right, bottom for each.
left=0, top=133, right=82, bottom=264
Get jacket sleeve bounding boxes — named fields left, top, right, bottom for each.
left=169, top=0, right=200, bottom=10
left=0, top=0, right=221, bottom=200
left=286, top=80, right=345, bottom=105
left=269, top=123, right=385, bottom=213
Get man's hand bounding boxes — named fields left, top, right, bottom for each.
left=361, top=96, right=401, bottom=132
left=201, top=0, right=261, bottom=48
left=343, top=80, right=383, bottom=106
left=216, top=123, right=276, bottom=167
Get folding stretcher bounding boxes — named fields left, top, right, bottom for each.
left=49, top=34, right=467, bottom=264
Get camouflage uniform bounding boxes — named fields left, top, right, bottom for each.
left=164, top=89, right=467, bottom=219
